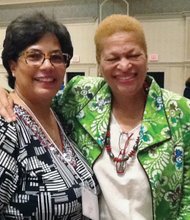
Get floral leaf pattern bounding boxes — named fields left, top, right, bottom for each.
left=53, top=75, right=190, bottom=219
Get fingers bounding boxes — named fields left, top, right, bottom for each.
left=0, top=89, right=16, bottom=122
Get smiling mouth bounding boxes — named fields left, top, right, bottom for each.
left=116, top=73, right=136, bottom=81
left=35, top=77, right=55, bottom=83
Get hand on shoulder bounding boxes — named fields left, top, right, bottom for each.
left=0, top=88, right=16, bottom=122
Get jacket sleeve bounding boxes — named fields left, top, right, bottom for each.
left=0, top=118, right=19, bottom=211
left=177, top=99, right=190, bottom=219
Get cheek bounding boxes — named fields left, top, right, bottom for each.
left=58, top=68, right=66, bottom=79
left=101, top=71, right=112, bottom=85
left=14, top=63, right=29, bottom=76
left=138, top=60, right=147, bottom=73
left=14, top=68, right=35, bottom=88
left=99, top=62, right=113, bottom=75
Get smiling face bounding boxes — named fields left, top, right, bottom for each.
left=10, top=33, right=66, bottom=105
left=99, top=31, right=148, bottom=99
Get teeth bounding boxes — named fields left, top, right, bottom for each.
left=36, top=77, right=54, bottom=82
left=118, top=76, right=132, bottom=80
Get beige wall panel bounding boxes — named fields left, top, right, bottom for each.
left=185, top=17, right=190, bottom=61
left=184, top=65, right=190, bottom=83
left=148, top=64, right=185, bottom=95
left=0, top=15, right=189, bottom=95
left=0, top=71, right=10, bottom=90
left=142, top=18, right=185, bottom=63
left=166, top=66, right=185, bottom=95
left=0, top=28, right=9, bottom=89
left=0, top=27, right=6, bottom=46
left=66, top=22, right=97, bottom=64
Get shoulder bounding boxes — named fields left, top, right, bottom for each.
left=148, top=77, right=190, bottom=117
left=0, top=117, right=18, bottom=161
left=61, top=76, right=109, bottom=104
left=0, top=116, right=17, bottom=138
left=162, top=88, right=190, bottom=103
left=161, top=88, right=190, bottom=117
left=52, top=76, right=111, bottom=119
left=0, top=105, right=29, bottom=146
left=63, top=76, right=110, bottom=101
left=53, top=76, right=107, bottom=108
left=64, top=75, right=106, bottom=93
left=149, top=77, right=190, bottom=109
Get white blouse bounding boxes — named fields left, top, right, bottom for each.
left=94, top=114, right=153, bottom=220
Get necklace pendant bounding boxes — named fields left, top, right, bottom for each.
left=105, top=130, right=140, bottom=175
left=116, top=150, right=126, bottom=174
left=116, top=160, right=126, bottom=174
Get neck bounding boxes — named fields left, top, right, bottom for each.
left=12, top=91, right=52, bottom=120
left=112, top=91, right=147, bottom=132
left=12, top=91, right=64, bottom=151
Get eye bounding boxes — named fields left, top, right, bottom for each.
left=104, top=56, right=119, bottom=63
left=26, top=52, right=43, bottom=61
left=127, top=54, right=142, bottom=61
left=50, top=53, right=65, bottom=63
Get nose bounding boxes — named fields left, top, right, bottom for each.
left=117, top=58, right=132, bottom=70
left=41, top=57, right=54, bottom=67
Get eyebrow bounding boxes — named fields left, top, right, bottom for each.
left=25, top=49, right=62, bottom=54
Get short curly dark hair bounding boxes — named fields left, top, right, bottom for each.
left=185, top=77, right=190, bottom=87
left=1, top=11, right=73, bottom=89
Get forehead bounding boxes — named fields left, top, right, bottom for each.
left=104, top=31, right=141, bottom=45
left=101, top=32, right=143, bottom=53
left=25, top=33, right=61, bottom=52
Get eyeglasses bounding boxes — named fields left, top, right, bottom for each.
left=20, top=50, right=70, bottom=67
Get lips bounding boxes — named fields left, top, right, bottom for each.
left=34, top=76, right=55, bottom=83
left=116, top=73, right=137, bottom=82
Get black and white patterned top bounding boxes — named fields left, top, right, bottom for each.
left=0, top=105, right=99, bottom=220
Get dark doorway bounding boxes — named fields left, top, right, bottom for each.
left=66, top=72, right=85, bottom=83
left=147, top=72, right=164, bottom=88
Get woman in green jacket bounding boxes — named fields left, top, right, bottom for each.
left=53, top=15, right=190, bottom=220
left=1, top=14, right=190, bottom=220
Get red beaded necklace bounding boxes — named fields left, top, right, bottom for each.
left=105, top=130, right=140, bottom=174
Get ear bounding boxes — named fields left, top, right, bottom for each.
left=98, top=65, right=103, bottom=77
left=9, top=60, right=17, bottom=77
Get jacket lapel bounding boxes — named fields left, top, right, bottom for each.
left=76, top=83, right=112, bottom=149
left=139, top=80, right=171, bottom=151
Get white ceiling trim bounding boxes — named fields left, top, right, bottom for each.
left=0, top=0, right=62, bottom=5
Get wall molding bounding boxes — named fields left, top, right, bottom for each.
left=0, top=0, right=62, bottom=6
left=136, top=11, right=190, bottom=20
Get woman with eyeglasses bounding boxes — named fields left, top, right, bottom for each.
left=0, top=12, right=99, bottom=219
left=1, top=14, right=190, bottom=220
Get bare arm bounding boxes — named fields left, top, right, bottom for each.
left=0, top=88, right=16, bottom=122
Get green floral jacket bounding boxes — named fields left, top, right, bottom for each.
left=53, top=76, right=190, bottom=220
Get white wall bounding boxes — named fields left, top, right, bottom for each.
left=66, top=22, right=97, bottom=64
left=67, top=14, right=190, bottom=95
left=0, top=13, right=190, bottom=95
left=0, top=28, right=9, bottom=89
left=139, top=14, right=189, bottom=95
left=143, top=17, right=185, bottom=62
